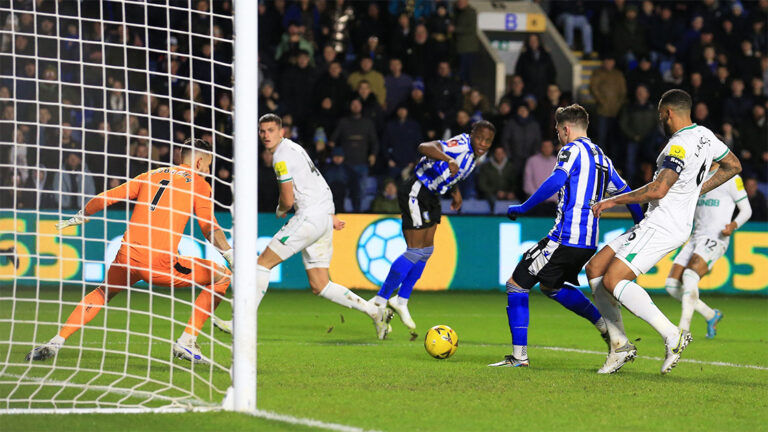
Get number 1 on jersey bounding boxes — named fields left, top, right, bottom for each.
left=150, top=179, right=171, bottom=211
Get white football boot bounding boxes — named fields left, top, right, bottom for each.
left=387, top=295, right=418, bottom=338
left=173, top=339, right=211, bottom=365
left=213, top=316, right=233, bottom=334
left=661, top=329, right=692, bottom=374
left=488, top=355, right=530, bottom=367
left=597, top=341, right=637, bottom=374
left=25, top=342, right=61, bottom=361
left=371, top=302, right=393, bottom=340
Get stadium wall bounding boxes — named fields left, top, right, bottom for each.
left=2, top=211, right=766, bottom=295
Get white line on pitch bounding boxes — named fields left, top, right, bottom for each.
left=252, top=409, right=379, bottom=432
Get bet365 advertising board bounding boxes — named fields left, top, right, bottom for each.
left=1, top=211, right=766, bottom=294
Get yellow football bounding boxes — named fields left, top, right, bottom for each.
left=424, top=325, right=458, bottom=359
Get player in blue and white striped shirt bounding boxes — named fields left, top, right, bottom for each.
left=371, top=121, right=496, bottom=338
left=490, top=104, right=644, bottom=368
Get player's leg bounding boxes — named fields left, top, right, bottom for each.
left=585, top=244, right=630, bottom=351
left=666, top=241, right=692, bottom=302
left=680, top=239, right=724, bottom=338
left=26, top=252, right=135, bottom=361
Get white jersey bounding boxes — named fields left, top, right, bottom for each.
left=642, top=124, right=730, bottom=240
left=272, top=138, right=334, bottom=215
left=692, top=174, right=747, bottom=238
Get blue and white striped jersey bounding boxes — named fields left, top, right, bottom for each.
left=548, top=137, right=628, bottom=248
left=414, top=134, right=478, bottom=196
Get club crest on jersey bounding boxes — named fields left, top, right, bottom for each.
left=445, top=139, right=459, bottom=147
left=422, top=211, right=431, bottom=223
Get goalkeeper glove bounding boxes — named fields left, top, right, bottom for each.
left=55, top=210, right=89, bottom=231
left=222, top=248, right=233, bottom=270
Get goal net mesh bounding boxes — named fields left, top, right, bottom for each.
left=0, top=0, right=235, bottom=412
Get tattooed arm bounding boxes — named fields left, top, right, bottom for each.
left=700, top=151, right=741, bottom=195
left=592, top=168, right=679, bottom=217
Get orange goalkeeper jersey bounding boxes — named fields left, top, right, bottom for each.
left=84, top=165, right=220, bottom=261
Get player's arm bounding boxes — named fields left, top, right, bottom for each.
left=607, top=169, right=644, bottom=224
left=276, top=181, right=294, bottom=218
left=194, top=181, right=233, bottom=268
left=56, top=174, right=144, bottom=230
left=592, top=168, right=678, bottom=217
left=418, top=141, right=459, bottom=176
left=701, top=151, right=741, bottom=195
left=722, top=177, right=752, bottom=236
left=507, top=169, right=566, bottom=220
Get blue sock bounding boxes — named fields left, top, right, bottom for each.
left=397, top=246, right=432, bottom=300
left=547, top=285, right=602, bottom=324
left=506, top=285, right=529, bottom=347
left=377, top=250, right=420, bottom=299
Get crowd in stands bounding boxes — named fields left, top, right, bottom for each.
left=0, top=0, right=766, bottom=221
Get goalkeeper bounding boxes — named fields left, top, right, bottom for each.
left=26, top=138, right=233, bottom=365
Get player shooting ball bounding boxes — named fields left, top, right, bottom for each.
left=26, top=138, right=233, bottom=365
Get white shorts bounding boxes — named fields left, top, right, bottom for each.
left=608, top=224, right=685, bottom=276
left=268, top=213, right=333, bottom=269
left=673, top=235, right=729, bottom=270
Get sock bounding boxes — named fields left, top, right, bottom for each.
left=397, top=246, right=432, bottom=300
left=506, top=283, right=529, bottom=358
left=319, top=281, right=376, bottom=317
left=396, top=296, right=408, bottom=306
left=665, top=277, right=683, bottom=301
left=255, top=265, right=270, bottom=309
left=589, top=277, right=628, bottom=349
left=184, top=273, right=231, bottom=336
left=695, top=300, right=716, bottom=321
left=371, top=295, right=387, bottom=306
left=178, top=331, right=195, bottom=345
left=58, top=288, right=107, bottom=340
left=376, top=249, right=421, bottom=299
left=49, top=335, right=65, bottom=346
left=679, top=269, right=700, bottom=331
left=547, top=285, right=602, bottom=324
left=614, top=279, right=678, bottom=343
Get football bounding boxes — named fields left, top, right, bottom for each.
left=424, top=325, right=459, bottom=359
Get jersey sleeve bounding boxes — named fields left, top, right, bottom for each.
left=84, top=172, right=146, bottom=216
left=193, top=177, right=220, bottom=236
left=730, top=175, right=749, bottom=203
left=659, top=137, right=687, bottom=175
left=273, top=152, right=295, bottom=183
left=711, top=135, right=730, bottom=162
left=554, top=144, right=580, bottom=175
left=439, top=134, right=472, bottom=158
left=606, top=164, right=629, bottom=196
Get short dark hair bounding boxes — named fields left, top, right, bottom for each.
left=180, top=137, right=213, bottom=159
left=659, top=89, right=692, bottom=113
left=555, top=104, right=589, bottom=129
left=259, top=113, right=282, bottom=127
left=471, top=119, right=496, bottom=135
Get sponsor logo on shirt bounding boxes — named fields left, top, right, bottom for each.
left=274, top=161, right=288, bottom=176
left=669, top=145, right=686, bottom=159
left=735, top=176, right=744, bottom=191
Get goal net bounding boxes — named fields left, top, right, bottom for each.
left=0, top=0, right=255, bottom=413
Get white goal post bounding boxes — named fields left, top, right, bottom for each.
left=0, top=0, right=257, bottom=413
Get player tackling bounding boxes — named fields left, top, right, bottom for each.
left=27, top=138, right=234, bottom=364
left=588, top=89, right=742, bottom=374
left=213, top=113, right=391, bottom=338
left=665, top=172, right=751, bottom=338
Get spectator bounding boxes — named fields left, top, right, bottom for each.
left=692, top=101, right=717, bottom=132
left=382, top=105, right=422, bottom=180
left=403, top=23, right=437, bottom=80
left=451, top=0, right=479, bottom=84
left=356, top=80, right=385, bottom=133
left=687, top=71, right=715, bottom=109
left=744, top=176, right=768, bottom=221
left=618, top=84, right=659, bottom=180
left=488, top=98, right=514, bottom=140
left=214, top=165, right=233, bottom=213
left=275, top=21, right=314, bottom=67
left=322, top=147, right=361, bottom=212
left=523, top=139, right=558, bottom=216
left=478, top=146, right=518, bottom=208
left=428, top=61, right=463, bottom=129
left=750, top=76, right=767, bottom=106
left=535, top=83, right=565, bottom=141
left=749, top=17, right=767, bottom=54
left=405, top=80, right=440, bottom=140
left=612, top=5, right=648, bottom=66
left=329, top=98, right=379, bottom=183
left=503, top=74, right=527, bottom=112
left=444, top=109, right=472, bottom=138
left=50, top=152, right=96, bottom=210
left=556, top=0, right=593, bottom=56
left=734, top=39, right=762, bottom=82
left=590, top=55, right=626, bottom=158
left=739, top=104, right=768, bottom=181
left=361, top=36, right=388, bottom=74
left=257, top=146, right=279, bottom=213
left=389, top=13, right=411, bottom=58
left=427, top=1, right=452, bottom=61
left=463, top=88, right=491, bottom=122
left=501, top=104, right=541, bottom=175
left=279, top=49, right=317, bottom=136
left=370, top=178, right=400, bottom=214
left=348, top=57, right=386, bottom=108
left=355, top=3, right=386, bottom=54
left=129, top=140, right=150, bottom=178
left=384, top=57, right=413, bottom=116
left=258, top=80, right=282, bottom=117
left=717, top=18, right=743, bottom=56
left=388, top=0, right=433, bottom=22
left=514, top=34, right=556, bottom=100
left=626, top=56, right=663, bottom=101
left=649, top=5, right=683, bottom=66
left=662, top=61, right=687, bottom=90
left=313, top=61, right=349, bottom=119
left=724, top=78, right=754, bottom=125
left=283, top=0, right=320, bottom=44
left=720, top=121, right=741, bottom=152
left=316, top=44, right=339, bottom=72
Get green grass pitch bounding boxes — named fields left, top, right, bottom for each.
left=1, top=287, right=767, bottom=431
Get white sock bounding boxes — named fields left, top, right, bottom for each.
left=371, top=295, right=387, bottom=306
left=513, top=344, right=527, bottom=360
left=679, top=269, right=700, bottom=331
left=695, top=300, right=716, bottom=321
left=49, top=335, right=65, bottom=346
left=319, top=282, right=376, bottom=317
left=665, top=277, right=683, bottom=301
left=614, top=279, right=678, bottom=343
left=177, top=331, right=195, bottom=345
left=589, top=277, right=628, bottom=349
left=396, top=296, right=408, bottom=306
left=255, top=265, right=271, bottom=310
left=594, top=317, right=607, bottom=334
